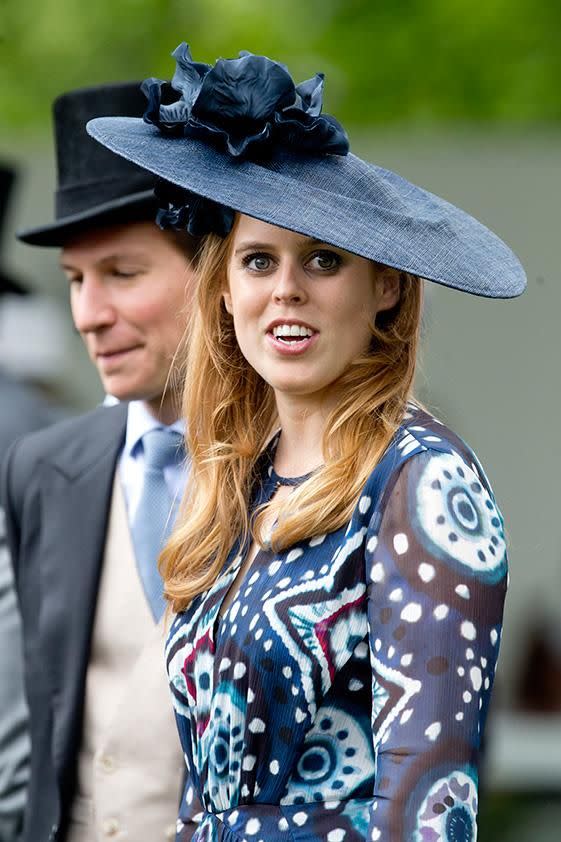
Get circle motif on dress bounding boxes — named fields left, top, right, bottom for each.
left=282, top=706, right=374, bottom=804
left=415, top=769, right=478, bottom=842
left=203, top=683, right=247, bottom=811
left=414, top=452, right=506, bottom=582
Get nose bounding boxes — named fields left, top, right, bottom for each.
left=71, top=275, right=117, bottom=334
left=272, top=259, right=307, bottom=305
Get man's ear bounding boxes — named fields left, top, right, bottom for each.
left=377, top=267, right=401, bottom=313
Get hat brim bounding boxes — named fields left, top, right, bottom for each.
left=17, top=189, right=158, bottom=247
left=87, top=117, right=526, bottom=299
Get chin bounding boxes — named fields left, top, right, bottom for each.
left=271, top=377, right=332, bottom=398
left=101, top=379, right=143, bottom=403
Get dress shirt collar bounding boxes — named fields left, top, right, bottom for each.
left=124, top=400, right=185, bottom=459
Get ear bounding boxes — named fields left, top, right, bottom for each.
left=376, top=267, right=401, bottom=313
left=222, top=290, right=233, bottom=314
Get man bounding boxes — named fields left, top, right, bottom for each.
left=1, top=83, right=199, bottom=842
left=0, top=164, right=62, bottom=842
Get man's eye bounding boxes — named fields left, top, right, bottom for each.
left=243, top=253, right=273, bottom=272
left=308, top=250, right=341, bottom=271
left=113, top=269, right=139, bottom=278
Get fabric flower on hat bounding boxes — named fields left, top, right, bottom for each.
left=154, top=180, right=235, bottom=237
left=142, top=42, right=349, bottom=159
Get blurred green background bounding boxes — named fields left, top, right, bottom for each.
left=1, top=3, right=561, bottom=840
left=1, top=0, right=560, bottom=133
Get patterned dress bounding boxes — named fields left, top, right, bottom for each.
left=166, top=406, right=507, bottom=841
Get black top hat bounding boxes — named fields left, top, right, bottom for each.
left=1, top=165, right=27, bottom=295
left=17, top=82, right=159, bottom=247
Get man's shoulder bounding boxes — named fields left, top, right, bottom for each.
left=0, top=372, right=59, bottom=452
left=4, top=403, right=128, bottom=487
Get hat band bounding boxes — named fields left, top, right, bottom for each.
left=55, top=173, right=155, bottom=218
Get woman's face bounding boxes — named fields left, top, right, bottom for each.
left=223, top=215, right=400, bottom=404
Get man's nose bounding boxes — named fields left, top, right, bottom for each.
left=71, top=275, right=117, bottom=334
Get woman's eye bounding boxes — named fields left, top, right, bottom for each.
left=308, top=250, right=342, bottom=271
left=243, top=253, right=273, bottom=272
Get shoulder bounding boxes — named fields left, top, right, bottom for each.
left=363, top=405, right=506, bottom=585
left=365, top=404, right=495, bottom=498
left=0, top=373, right=57, bottom=450
left=2, top=403, right=127, bottom=504
left=395, top=404, right=483, bottom=466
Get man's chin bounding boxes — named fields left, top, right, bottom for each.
left=99, top=378, right=151, bottom=404
left=101, top=378, right=173, bottom=406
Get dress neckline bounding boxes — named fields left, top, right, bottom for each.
left=269, top=466, right=318, bottom=487
left=264, top=430, right=322, bottom=490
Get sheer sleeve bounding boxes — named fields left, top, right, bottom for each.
left=365, top=448, right=507, bottom=840
left=175, top=773, right=204, bottom=841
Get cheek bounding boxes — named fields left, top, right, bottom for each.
left=130, top=301, right=159, bottom=328
left=131, top=297, right=183, bottom=349
left=330, top=290, right=376, bottom=329
left=228, top=281, right=264, bottom=331
left=231, top=308, right=258, bottom=355
left=327, top=289, right=378, bottom=354
left=229, top=301, right=267, bottom=368
left=69, top=287, right=82, bottom=326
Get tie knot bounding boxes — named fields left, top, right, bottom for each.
left=141, top=428, right=184, bottom=472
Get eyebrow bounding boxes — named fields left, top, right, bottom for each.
left=233, top=237, right=327, bottom=256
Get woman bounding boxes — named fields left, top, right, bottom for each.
left=88, top=44, right=526, bottom=841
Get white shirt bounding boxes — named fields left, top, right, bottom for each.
left=119, top=401, right=188, bottom=523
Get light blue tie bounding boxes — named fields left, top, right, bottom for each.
left=131, top=428, right=184, bottom=621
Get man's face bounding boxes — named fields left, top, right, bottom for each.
left=62, top=221, right=194, bottom=420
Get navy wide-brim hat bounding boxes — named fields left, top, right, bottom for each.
left=18, top=82, right=159, bottom=247
left=87, top=44, right=526, bottom=299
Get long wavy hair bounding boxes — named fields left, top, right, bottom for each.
left=160, top=220, right=424, bottom=612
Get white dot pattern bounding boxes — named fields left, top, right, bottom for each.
left=164, top=408, right=506, bottom=838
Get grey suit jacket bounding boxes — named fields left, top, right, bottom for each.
left=0, top=371, right=62, bottom=842
left=0, top=403, right=127, bottom=842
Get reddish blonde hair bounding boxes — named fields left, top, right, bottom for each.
left=160, top=224, right=424, bottom=612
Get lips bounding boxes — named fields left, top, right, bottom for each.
left=96, top=345, right=141, bottom=358
left=94, top=345, right=143, bottom=369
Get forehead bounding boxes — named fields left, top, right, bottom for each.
left=232, top=214, right=318, bottom=249
left=60, top=221, right=165, bottom=266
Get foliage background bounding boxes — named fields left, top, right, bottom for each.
left=1, top=0, right=560, bottom=134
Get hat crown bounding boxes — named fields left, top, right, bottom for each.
left=52, top=82, right=153, bottom=190
left=18, top=82, right=160, bottom=246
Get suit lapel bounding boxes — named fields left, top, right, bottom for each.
left=38, top=404, right=127, bottom=784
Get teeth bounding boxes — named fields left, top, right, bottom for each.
left=272, top=324, right=313, bottom=338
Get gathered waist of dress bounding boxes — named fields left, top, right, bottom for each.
left=185, top=797, right=373, bottom=842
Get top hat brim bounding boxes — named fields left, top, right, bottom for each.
left=17, top=189, right=158, bottom=247
left=87, top=117, right=526, bottom=299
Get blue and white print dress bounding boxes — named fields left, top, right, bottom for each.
left=166, top=406, right=507, bottom=842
